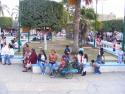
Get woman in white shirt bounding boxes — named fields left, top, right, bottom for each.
left=81, top=54, right=88, bottom=76
left=77, top=51, right=84, bottom=73
left=1, top=43, right=11, bottom=65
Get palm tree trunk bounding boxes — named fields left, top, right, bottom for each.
left=72, top=0, right=81, bottom=53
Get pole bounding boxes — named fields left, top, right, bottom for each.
left=44, top=33, right=47, bottom=50
left=28, top=30, right=30, bottom=42
left=18, top=0, right=21, bottom=52
left=94, top=0, right=97, bottom=47
left=122, top=3, right=125, bottom=51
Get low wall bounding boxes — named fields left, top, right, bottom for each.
left=86, top=63, right=125, bottom=72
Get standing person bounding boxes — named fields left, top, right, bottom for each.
left=99, top=46, right=104, bottom=56
left=64, top=45, right=70, bottom=56
left=79, top=45, right=84, bottom=54
left=77, top=51, right=84, bottom=73
left=99, top=46, right=105, bottom=64
left=117, top=48, right=123, bottom=64
left=96, top=37, right=101, bottom=48
left=81, top=54, right=88, bottom=76
left=8, top=43, right=14, bottom=65
left=38, top=49, right=47, bottom=75
left=49, top=50, right=58, bottom=76
left=113, top=40, right=117, bottom=52
left=1, top=44, right=10, bottom=65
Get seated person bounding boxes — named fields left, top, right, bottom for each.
left=49, top=50, right=58, bottom=76
left=72, top=55, right=79, bottom=69
left=91, top=59, right=101, bottom=74
left=58, top=53, right=70, bottom=72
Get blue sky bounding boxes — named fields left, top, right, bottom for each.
left=1, top=0, right=125, bottom=18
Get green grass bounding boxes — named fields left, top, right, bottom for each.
left=15, top=39, right=117, bottom=62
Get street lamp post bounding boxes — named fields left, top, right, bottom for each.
left=28, top=30, right=30, bottom=42
left=122, top=4, right=125, bottom=51
left=18, top=0, right=21, bottom=52
left=94, top=0, right=98, bottom=47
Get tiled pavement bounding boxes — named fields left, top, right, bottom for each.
left=0, top=63, right=125, bottom=94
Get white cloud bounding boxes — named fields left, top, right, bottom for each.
left=1, top=0, right=125, bottom=18
left=92, top=0, right=124, bottom=18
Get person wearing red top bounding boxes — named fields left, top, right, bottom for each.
left=58, top=54, right=68, bottom=72
left=49, top=50, right=58, bottom=76
left=29, top=48, right=37, bottom=64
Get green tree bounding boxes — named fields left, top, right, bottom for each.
left=20, top=0, right=64, bottom=31
left=0, top=17, right=12, bottom=28
left=101, top=20, right=123, bottom=32
left=67, top=0, right=92, bottom=53
left=80, top=7, right=96, bottom=45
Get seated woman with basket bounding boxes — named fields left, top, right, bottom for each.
left=23, top=48, right=37, bottom=72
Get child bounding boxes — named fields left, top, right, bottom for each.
left=91, top=59, right=101, bottom=74
left=81, top=54, right=88, bottom=76
left=64, top=45, right=70, bottom=56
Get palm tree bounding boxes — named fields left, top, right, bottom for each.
left=79, top=7, right=96, bottom=45
left=72, top=0, right=92, bottom=53
left=0, top=1, right=9, bottom=16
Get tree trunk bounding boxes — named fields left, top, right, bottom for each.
left=72, top=0, right=81, bottom=53
left=82, top=24, right=88, bottom=45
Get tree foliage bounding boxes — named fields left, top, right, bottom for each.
left=20, top=0, right=64, bottom=31
left=101, top=19, right=123, bottom=32
left=0, top=17, right=12, bottom=28
left=81, top=7, right=95, bottom=20
left=79, top=7, right=97, bottom=44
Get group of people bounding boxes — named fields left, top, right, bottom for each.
left=0, top=43, right=14, bottom=65
left=22, top=44, right=103, bottom=76
left=0, top=33, right=22, bottom=65
left=22, top=43, right=58, bottom=75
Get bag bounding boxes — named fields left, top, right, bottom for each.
left=26, top=62, right=32, bottom=68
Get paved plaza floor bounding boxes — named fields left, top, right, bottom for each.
left=0, top=63, right=125, bottom=94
